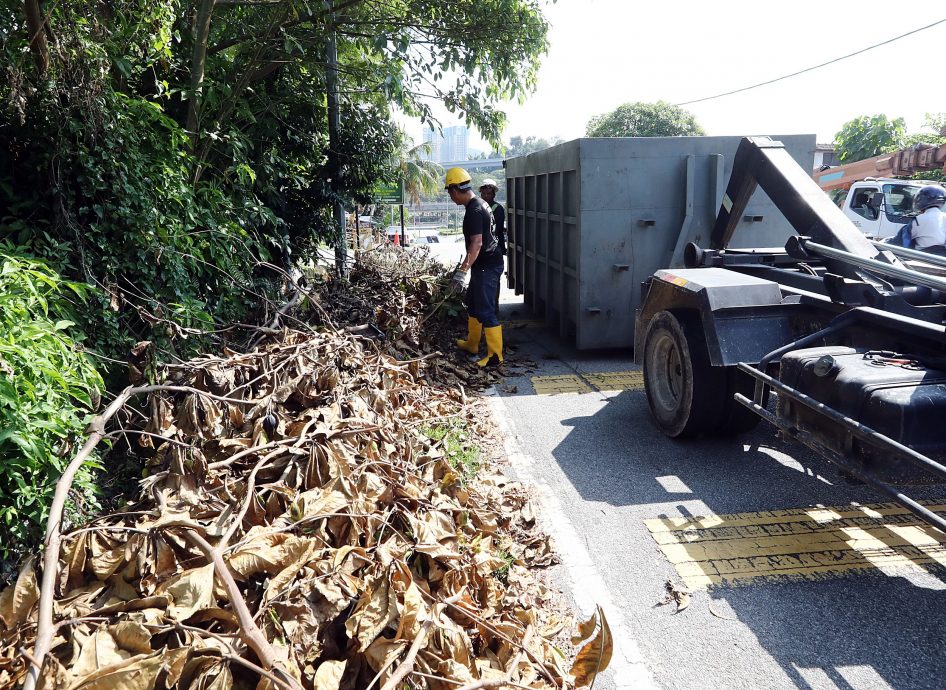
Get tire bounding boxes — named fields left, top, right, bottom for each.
left=642, top=311, right=725, bottom=438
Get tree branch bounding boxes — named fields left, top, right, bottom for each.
left=22, top=381, right=264, bottom=690
left=186, top=0, right=218, bottom=142
left=379, top=593, right=464, bottom=690
left=23, top=0, right=49, bottom=74
left=185, top=531, right=304, bottom=690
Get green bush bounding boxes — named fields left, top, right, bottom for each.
left=0, top=251, right=103, bottom=563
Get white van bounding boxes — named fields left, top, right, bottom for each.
left=837, top=178, right=935, bottom=239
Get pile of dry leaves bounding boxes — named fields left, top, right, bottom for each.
left=0, top=247, right=611, bottom=689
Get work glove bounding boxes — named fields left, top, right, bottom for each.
left=448, top=267, right=468, bottom=294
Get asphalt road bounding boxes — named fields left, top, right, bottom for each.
left=486, top=292, right=946, bottom=690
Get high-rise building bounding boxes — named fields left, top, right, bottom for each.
left=420, top=128, right=441, bottom=162
left=420, top=125, right=468, bottom=163
left=441, top=125, right=468, bottom=162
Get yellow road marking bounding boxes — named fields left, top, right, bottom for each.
left=529, top=370, right=643, bottom=395
left=645, top=501, right=946, bottom=589
left=530, top=375, right=592, bottom=395
left=583, top=371, right=645, bottom=391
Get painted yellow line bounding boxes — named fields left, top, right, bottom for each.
left=530, top=374, right=592, bottom=395
left=530, top=370, right=644, bottom=395
left=646, top=500, right=946, bottom=589
left=646, top=502, right=946, bottom=532
left=583, top=370, right=645, bottom=391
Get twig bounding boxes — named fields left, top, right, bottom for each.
left=379, top=593, right=464, bottom=690
left=453, top=626, right=535, bottom=690
left=408, top=671, right=534, bottom=690
left=184, top=531, right=304, bottom=690
left=219, top=450, right=282, bottom=548
left=427, top=592, right=560, bottom=688
left=170, top=622, right=296, bottom=690
left=22, top=381, right=270, bottom=690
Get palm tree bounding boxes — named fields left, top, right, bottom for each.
left=398, top=134, right=443, bottom=206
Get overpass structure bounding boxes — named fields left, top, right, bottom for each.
left=440, top=157, right=504, bottom=171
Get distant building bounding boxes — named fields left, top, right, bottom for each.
left=421, top=128, right=441, bottom=162
left=814, top=142, right=841, bottom=169
left=441, top=125, right=468, bottom=162
left=421, top=125, right=468, bottom=163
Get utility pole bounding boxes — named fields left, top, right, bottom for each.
left=325, top=0, right=347, bottom=277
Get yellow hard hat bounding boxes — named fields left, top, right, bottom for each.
left=445, top=167, right=472, bottom=190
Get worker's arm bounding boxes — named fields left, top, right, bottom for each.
left=462, top=234, right=482, bottom=270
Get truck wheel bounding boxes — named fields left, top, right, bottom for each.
left=642, top=311, right=724, bottom=438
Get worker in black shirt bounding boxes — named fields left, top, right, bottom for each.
left=479, top=178, right=506, bottom=309
left=445, top=167, right=504, bottom=367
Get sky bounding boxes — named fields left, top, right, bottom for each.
left=400, top=0, right=946, bottom=152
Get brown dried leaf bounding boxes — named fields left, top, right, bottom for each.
left=344, top=576, right=397, bottom=651
left=571, top=609, right=598, bottom=646
left=60, top=533, right=89, bottom=594
left=156, top=563, right=216, bottom=621
left=0, top=557, right=39, bottom=630
left=108, top=621, right=152, bottom=655
left=570, top=605, right=613, bottom=687
left=89, top=535, right=126, bottom=581
left=312, top=660, right=346, bottom=690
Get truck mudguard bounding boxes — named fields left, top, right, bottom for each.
left=634, top=267, right=795, bottom=366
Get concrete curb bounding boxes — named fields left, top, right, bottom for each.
left=486, top=386, right=660, bottom=690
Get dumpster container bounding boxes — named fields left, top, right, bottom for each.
left=504, top=135, right=816, bottom=349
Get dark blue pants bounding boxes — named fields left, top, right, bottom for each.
left=466, top=262, right=503, bottom=327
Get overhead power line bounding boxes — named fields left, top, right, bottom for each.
left=675, top=17, right=946, bottom=107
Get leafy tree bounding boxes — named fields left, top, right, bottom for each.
left=501, top=135, right=564, bottom=157
left=1, top=0, right=552, bottom=358
left=586, top=101, right=704, bottom=138
left=0, top=0, right=552, bottom=558
left=833, top=114, right=907, bottom=163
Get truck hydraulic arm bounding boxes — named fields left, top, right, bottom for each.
left=710, top=137, right=896, bottom=282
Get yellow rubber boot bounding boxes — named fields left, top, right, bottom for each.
left=456, top=317, right=483, bottom=354
left=477, top=326, right=504, bottom=368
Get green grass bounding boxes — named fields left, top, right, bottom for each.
left=424, top=419, right=482, bottom=483
left=493, top=545, right=515, bottom=584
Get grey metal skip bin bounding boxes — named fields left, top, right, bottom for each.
left=504, top=135, right=816, bottom=350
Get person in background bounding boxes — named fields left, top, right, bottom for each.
left=479, top=178, right=506, bottom=309
left=446, top=167, right=505, bottom=367
left=910, top=185, right=946, bottom=255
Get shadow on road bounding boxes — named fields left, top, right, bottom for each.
left=548, top=386, right=946, bottom=689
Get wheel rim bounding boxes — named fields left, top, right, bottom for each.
left=648, top=331, right=684, bottom=414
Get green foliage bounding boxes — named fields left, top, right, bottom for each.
left=1, top=0, right=551, bottom=368
left=833, top=114, right=907, bottom=164
left=832, top=112, right=946, bottom=182
left=0, top=251, right=103, bottom=562
left=586, top=101, right=705, bottom=138
left=492, top=544, right=515, bottom=584
left=0, top=0, right=551, bottom=569
left=501, top=135, right=563, bottom=157
left=424, top=420, right=482, bottom=484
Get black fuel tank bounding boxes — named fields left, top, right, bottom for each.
left=778, top=346, right=946, bottom=483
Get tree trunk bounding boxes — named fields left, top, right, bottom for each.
left=23, top=0, right=49, bottom=74
left=186, top=0, right=217, bottom=144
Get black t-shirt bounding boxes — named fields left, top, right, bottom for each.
left=463, top=196, right=503, bottom=268
left=489, top=202, right=507, bottom=254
